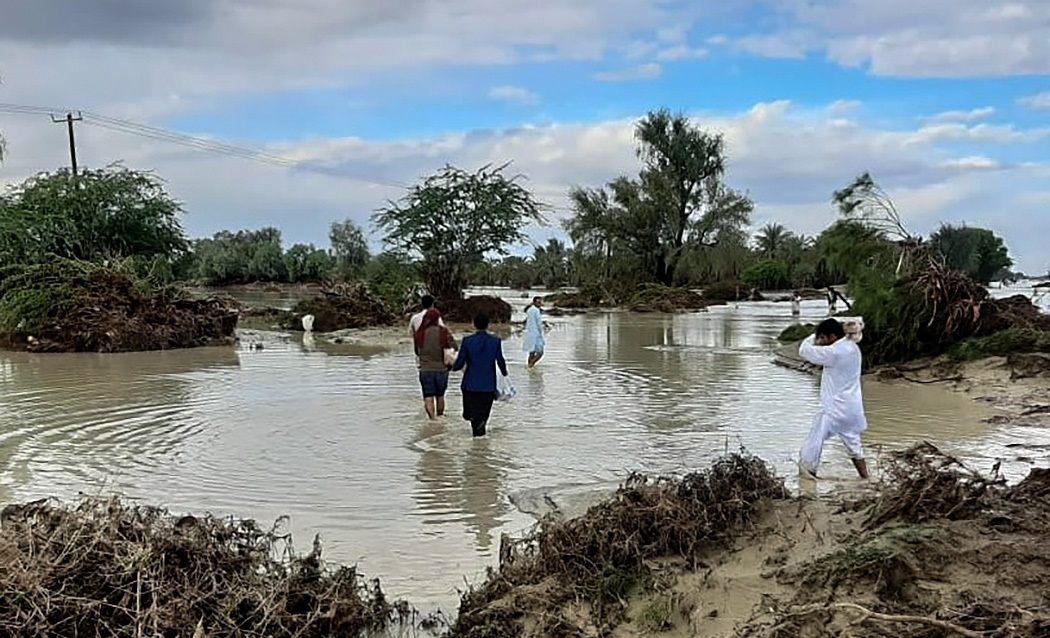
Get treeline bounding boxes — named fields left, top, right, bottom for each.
left=0, top=110, right=1024, bottom=318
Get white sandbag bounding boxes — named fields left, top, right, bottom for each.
left=839, top=316, right=864, bottom=343
left=301, top=314, right=315, bottom=332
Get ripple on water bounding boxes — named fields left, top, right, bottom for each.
left=0, top=298, right=1042, bottom=612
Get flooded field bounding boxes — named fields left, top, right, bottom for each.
left=0, top=287, right=1045, bottom=613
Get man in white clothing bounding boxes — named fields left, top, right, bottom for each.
left=409, top=295, right=445, bottom=336
left=798, top=318, right=869, bottom=479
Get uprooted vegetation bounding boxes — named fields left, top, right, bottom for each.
left=447, top=453, right=788, bottom=637
left=853, top=261, right=1050, bottom=367
left=279, top=281, right=398, bottom=332
left=741, top=444, right=1050, bottom=638
left=0, top=260, right=237, bottom=353
left=626, top=284, right=726, bottom=313
left=0, top=498, right=412, bottom=638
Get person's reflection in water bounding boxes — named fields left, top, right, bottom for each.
left=414, top=426, right=506, bottom=552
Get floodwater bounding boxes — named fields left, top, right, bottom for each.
left=0, top=289, right=1044, bottom=613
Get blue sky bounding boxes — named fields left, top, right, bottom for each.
left=1, top=0, right=1049, bottom=272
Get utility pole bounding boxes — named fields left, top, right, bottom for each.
left=50, top=111, right=83, bottom=176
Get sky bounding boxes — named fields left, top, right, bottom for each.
left=1, top=0, right=1049, bottom=273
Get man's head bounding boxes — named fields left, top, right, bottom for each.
left=533, top=296, right=543, bottom=308
left=473, top=313, right=490, bottom=331
left=815, top=318, right=846, bottom=345
left=421, top=295, right=435, bottom=310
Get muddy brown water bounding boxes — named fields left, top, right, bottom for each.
left=0, top=288, right=1044, bottom=614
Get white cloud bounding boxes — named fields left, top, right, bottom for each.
left=592, top=63, right=663, bottom=82
left=655, top=45, right=708, bottom=62
left=1020, top=91, right=1050, bottom=110
left=941, top=156, right=1002, bottom=170
left=4, top=98, right=1046, bottom=270
left=488, top=85, right=539, bottom=105
left=925, top=107, right=996, bottom=123
left=739, top=0, right=1050, bottom=77
left=826, top=100, right=861, bottom=116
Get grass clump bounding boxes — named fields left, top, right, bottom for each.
left=778, top=323, right=815, bottom=343
left=635, top=595, right=676, bottom=634
left=948, top=328, right=1050, bottom=362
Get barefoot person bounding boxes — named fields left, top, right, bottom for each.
left=452, top=313, right=508, bottom=437
left=798, top=318, right=869, bottom=479
left=414, top=308, right=456, bottom=420
left=409, top=295, right=444, bottom=336
left=523, top=296, right=545, bottom=368
left=791, top=290, right=802, bottom=318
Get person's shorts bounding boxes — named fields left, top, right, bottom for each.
left=419, top=371, right=449, bottom=398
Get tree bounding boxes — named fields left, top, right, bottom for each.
left=532, top=239, right=569, bottom=289
left=284, top=243, right=334, bottom=283
left=833, top=172, right=920, bottom=276
left=329, top=219, right=370, bottom=279
left=742, top=259, right=791, bottom=290
left=373, top=163, right=545, bottom=300
left=0, top=164, right=187, bottom=265
left=633, top=109, right=751, bottom=284
left=190, top=227, right=287, bottom=285
left=928, top=224, right=1012, bottom=285
left=754, top=223, right=790, bottom=258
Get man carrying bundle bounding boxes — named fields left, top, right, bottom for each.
left=798, top=318, right=869, bottom=479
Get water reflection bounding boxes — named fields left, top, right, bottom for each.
left=0, top=294, right=1039, bottom=613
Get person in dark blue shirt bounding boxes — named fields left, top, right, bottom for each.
left=452, top=313, right=509, bottom=437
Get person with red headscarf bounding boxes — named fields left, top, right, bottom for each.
left=415, top=308, right=457, bottom=419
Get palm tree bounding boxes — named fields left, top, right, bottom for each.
left=533, top=239, right=569, bottom=289
left=755, top=223, right=790, bottom=258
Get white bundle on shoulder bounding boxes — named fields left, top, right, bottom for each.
left=839, top=316, right=864, bottom=343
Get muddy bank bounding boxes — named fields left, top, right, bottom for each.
left=0, top=497, right=411, bottom=638
left=546, top=284, right=729, bottom=313
left=0, top=260, right=237, bottom=353
left=450, top=446, right=1050, bottom=638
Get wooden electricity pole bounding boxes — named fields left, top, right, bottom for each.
left=51, top=111, right=83, bottom=176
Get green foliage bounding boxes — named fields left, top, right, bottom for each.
left=948, top=329, right=1050, bottom=362
left=0, top=260, right=93, bottom=333
left=189, top=228, right=290, bottom=285
left=778, top=323, right=815, bottom=343
left=283, top=244, right=334, bottom=283
left=928, top=224, right=1013, bottom=285
left=566, top=109, right=752, bottom=287
left=635, top=595, right=675, bottom=634
left=742, top=259, right=791, bottom=290
left=374, top=163, right=545, bottom=300
left=364, top=252, right=420, bottom=313
left=0, top=164, right=187, bottom=265
left=328, top=219, right=370, bottom=280
left=702, top=280, right=749, bottom=302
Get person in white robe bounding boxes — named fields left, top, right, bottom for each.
left=523, top=297, right=545, bottom=368
left=798, top=318, right=869, bottom=479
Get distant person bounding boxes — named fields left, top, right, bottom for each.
left=791, top=291, right=802, bottom=317
left=523, top=296, right=545, bottom=368
left=452, top=313, right=509, bottom=437
left=826, top=287, right=838, bottom=314
left=797, top=318, right=869, bottom=480
left=415, top=308, right=457, bottom=420
left=409, top=295, right=445, bottom=336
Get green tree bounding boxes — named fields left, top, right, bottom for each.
left=373, top=163, right=545, bottom=300
left=365, top=251, right=420, bottom=312
left=190, top=227, right=287, bottom=285
left=928, top=224, right=1012, bottom=285
left=742, top=259, right=791, bottom=290
left=284, top=243, right=334, bottom=283
left=329, top=219, right=370, bottom=279
left=633, top=109, right=752, bottom=285
left=533, top=239, right=569, bottom=288
left=0, top=164, right=187, bottom=265
left=754, top=223, right=790, bottom=258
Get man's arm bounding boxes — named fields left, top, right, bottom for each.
left=496, top=339, right=508, bottom=376
left=452, top=340, right=468, bottom=371
left=799, top=334, right=837, bottom=366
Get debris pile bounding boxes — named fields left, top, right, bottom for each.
left=0, top=498, right=410, bottom=638
left=284, top=282, right=396, bottom=332
left=626, top=284, right=724, bottom=313
left=448, top=452, right=787, bottom=637
left=0, top=260, right=237, bottom=353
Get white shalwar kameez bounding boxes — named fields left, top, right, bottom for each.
left=798, top=334, right=867, bottom=475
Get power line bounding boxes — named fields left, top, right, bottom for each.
left=0, top=102, right=410, bottom=189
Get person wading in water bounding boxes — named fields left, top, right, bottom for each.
left=414, top=308, right=456, bottom=420
left=452, top=313, right=508, bottom=437
left=523, top=296, right=545, bottom=368
left=797, top=318, right=869, bottom=479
